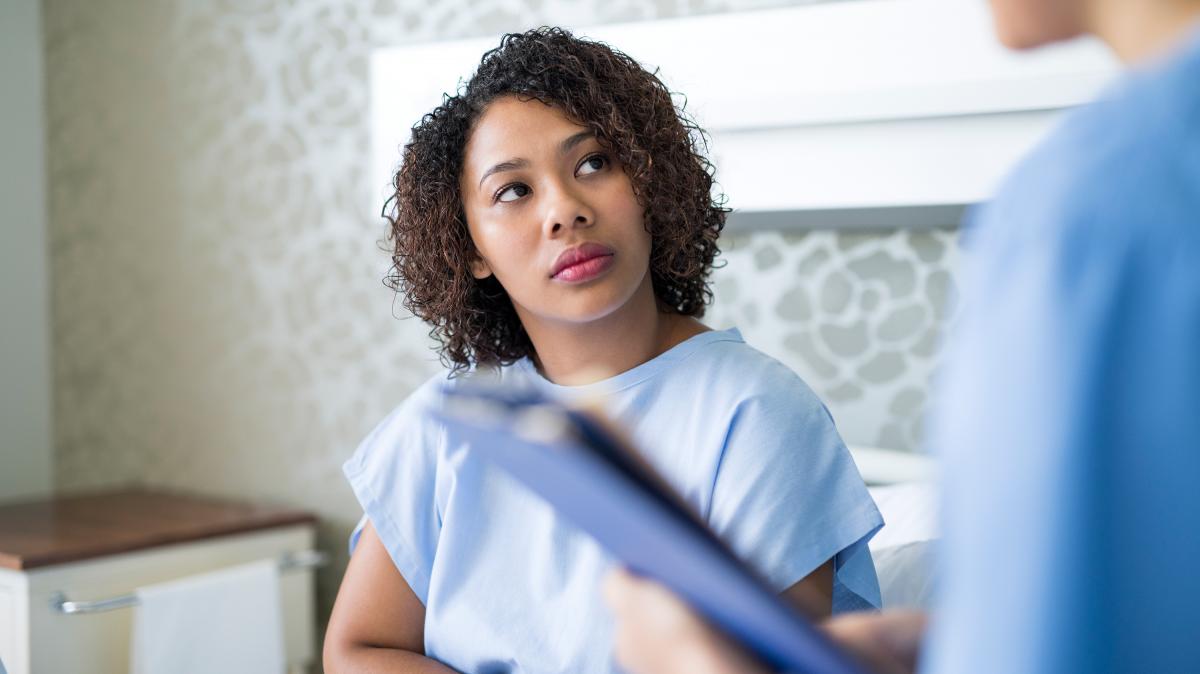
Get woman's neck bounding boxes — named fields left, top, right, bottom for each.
left=520, top=273, right=709, bottom=387
left=1089, top=0, right=1200, bottom=64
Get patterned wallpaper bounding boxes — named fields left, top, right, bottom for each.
left=710, top=228, right=958, bottom=452
left=43, top=0, right=957, bottom=641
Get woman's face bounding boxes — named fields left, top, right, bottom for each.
left=987, top=0, right=1088, bottom=49
left=460, top=96, right=654, bottom=330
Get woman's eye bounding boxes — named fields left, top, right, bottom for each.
left=496, top=183, right=530, bottom=203
left=577, top=154, right=608, bottom=176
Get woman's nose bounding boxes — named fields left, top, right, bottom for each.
left=543, top=185, right=595, bottom=236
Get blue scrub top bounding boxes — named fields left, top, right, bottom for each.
left=345, top=328, right=882, bottom=673
left=924, top=26, right=1200, bottom=674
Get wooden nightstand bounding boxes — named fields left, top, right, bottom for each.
left=0, top=489, right=321, bottom=674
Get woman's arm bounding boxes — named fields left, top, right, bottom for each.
left=324, top=521, right=457, bottom=673
left=781, top=558, right=833, bottom=618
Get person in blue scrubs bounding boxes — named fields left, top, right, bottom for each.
left=603, top=0, right=1200, bottom=672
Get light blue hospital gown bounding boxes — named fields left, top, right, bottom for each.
left=924, top=26, right=1200, bottom=674
left=345, top=327, right=882, bottom=673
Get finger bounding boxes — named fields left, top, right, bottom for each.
left=604, top=570, right=704, bottom=638
left=822, top=611, right=926, bottom=674
left=602, top=567, right=642, bottom=614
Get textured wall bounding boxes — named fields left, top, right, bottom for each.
left=44, top=0, right=957, bottom=639
left=710, top=228, right=958, bottom=451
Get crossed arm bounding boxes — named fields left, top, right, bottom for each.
left=323, top=519, right=843, bottom=674
left=323, top=521, right=457, bottom=673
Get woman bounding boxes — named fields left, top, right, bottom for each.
left=324, top=27, right=881, bottom=673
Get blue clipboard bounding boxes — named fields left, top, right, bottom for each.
left=433, top=383, right=872, bottom=674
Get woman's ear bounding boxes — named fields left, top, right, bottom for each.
left=470, top=254, right=493, bottom=280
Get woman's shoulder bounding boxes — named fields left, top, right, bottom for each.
left=350, top=364, right=516, bottom=459
left=373, top=370, right=454, bottom=429
left=678, top=329, right=827, bottom=413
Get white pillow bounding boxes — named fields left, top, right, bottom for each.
left=868, top=482, right=940, bottom=610
left=872, top=539, right=937, bottom=609
left=868, top=482, right=939, bottom=550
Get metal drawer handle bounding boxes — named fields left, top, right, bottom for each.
left=49, top=549, right=328, bottom=615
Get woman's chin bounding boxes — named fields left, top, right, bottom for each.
left=547, top=290, right=645, bottom=326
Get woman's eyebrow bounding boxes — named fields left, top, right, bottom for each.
left=479, top=159, right=529, bottom=189
left=559, top=130, right=593, bottom=156
left=476, top=131, right=596, bottom=189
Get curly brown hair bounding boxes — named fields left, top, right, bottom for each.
left=383, top=26, right=728, bottom=372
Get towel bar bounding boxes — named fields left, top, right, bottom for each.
left=48, top=549, right=328, bottom=615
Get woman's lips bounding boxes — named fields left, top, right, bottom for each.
left=553, top=253, right=615, bottom=283
left=550, top=242, right=616, bottom=283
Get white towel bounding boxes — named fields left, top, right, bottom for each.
left=130, top=559, right=286, bottom=674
